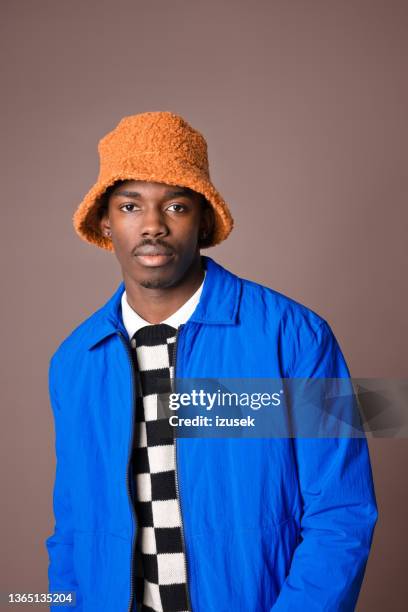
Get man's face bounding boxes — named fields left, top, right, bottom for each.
left=99, top=180, right=212, bottom=289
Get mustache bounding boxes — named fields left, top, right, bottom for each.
left=133, top=239, right=175, bottom=256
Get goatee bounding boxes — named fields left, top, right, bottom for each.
left=139, top=277, right=174, bottom=289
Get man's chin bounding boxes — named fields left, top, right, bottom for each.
left=136, top=267, right=178, bottom=289
left=138, top=277, right=174, bottom=289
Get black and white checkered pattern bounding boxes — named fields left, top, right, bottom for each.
left=129, top=324, right=190, bottom=612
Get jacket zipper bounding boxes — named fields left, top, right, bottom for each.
left=172, top=324, right=193, bottom=612
left=116, top=331, right=138, bottom=612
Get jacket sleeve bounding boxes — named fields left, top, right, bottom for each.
left=45, top=356, right=82, bottom=610
left=271, top=320, right=378, bottom=611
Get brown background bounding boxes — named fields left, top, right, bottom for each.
left=1, top=0, right=407, bottom=609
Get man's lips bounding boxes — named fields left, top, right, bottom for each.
left=134, top=246, right=175, bottom=267
left=135, top=247, right=173, bottom=256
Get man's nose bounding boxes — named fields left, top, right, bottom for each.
left=140, top=207, right=169, bottom=238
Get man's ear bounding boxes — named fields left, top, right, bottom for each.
left=99, top=212, right=112, bottom=238
left=200, top=200, right=215, bottom=239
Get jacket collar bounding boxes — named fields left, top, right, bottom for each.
left=86, top=255, right=242, bottom=350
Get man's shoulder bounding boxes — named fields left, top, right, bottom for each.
left=236, top=273, right=341, bottom=373
left=238, top=273, right=328, bottom=332
left=49, top=300, right=111, bottom=371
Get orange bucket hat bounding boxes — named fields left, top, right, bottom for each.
left=72, top=111, right=234, bottom=251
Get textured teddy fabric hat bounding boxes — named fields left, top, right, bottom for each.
left=72, top=111, right=234, bottom=251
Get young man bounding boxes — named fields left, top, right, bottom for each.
left=45, top=111, right=378, bottom=612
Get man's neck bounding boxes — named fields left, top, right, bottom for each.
left=123, top=255, right=205, bottom=324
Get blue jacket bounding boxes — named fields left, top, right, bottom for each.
left=45, top=255, right=378, bottom=611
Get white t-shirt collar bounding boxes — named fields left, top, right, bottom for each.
left=121, top=270, right=206, bottom=340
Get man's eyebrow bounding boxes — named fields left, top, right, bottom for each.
left=112, top=188, right=193, bottom=199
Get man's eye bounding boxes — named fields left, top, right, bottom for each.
left=167, top=203, right=185, bottom=212
left=120, top=203, right=138, bottom=212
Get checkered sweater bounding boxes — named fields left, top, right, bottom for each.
left=129, top=323, right=191, bottom=612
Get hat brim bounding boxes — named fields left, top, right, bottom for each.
left=72, top=171, right=234, bottom=251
